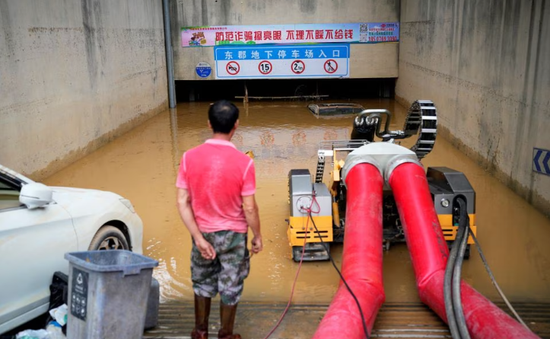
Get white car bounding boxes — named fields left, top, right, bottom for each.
left=0, top=164, right=144, bottom=334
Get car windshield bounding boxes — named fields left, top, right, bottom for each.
left=0, top=176, right=22, bottom=210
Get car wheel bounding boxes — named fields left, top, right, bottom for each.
left=88, top=225, right=130, bottom=251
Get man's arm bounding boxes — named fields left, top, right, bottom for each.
left=177, top=188, right=216, bottom=260
left=242, top=194, right=262, bottom=254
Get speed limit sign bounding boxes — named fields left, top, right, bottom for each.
left=258, top=60, right=273, bottom=75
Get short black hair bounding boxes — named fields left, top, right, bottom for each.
left=208, top=100, right=239, bottom=134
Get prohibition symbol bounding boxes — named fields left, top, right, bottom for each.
left=324, top=59, right=338, bottom=74
left=226, top=61, right=240, bottom=75
left=258, top=60, right=273, bottom=75
left=291, top=60, right=305, bottom=74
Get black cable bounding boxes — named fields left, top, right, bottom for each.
left=444, top=196, right=472, bottom=339
left=468, top=227, right=530, bottom=329
left=444, top=217, right=461, bottom=338
left=452, top=197, right=471, bottom=339
left=307, top=210, right=370, bottom=339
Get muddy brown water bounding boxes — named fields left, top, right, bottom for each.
left=44, top=100, right=550, bottom=305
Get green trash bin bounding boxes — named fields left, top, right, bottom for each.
left=65, top=250, right=159, bottom=339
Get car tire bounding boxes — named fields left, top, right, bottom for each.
left=88, top=225, right=130, bottom=251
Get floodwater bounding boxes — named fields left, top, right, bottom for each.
left=44, top=99, right=550, bottom=305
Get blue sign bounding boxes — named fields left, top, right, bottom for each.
left=195, top=62, right=212, bottom=78
left=214, top=44, right=349, bottom=61
left=533, top=148, right=550, bottom=176
left=214, top=44, right=350, bottom=79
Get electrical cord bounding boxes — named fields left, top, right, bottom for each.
left=263, top=210, right=310, bottom=339
left=308, top=194, right=371, bottom=339
left=468, top=223, right=530, bottom=329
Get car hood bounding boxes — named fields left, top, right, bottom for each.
left=51, top=186, right=124, bottom=207
left=51, top=186, right=122, bottom=198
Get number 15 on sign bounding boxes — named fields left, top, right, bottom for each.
left=259, top=60, right=272, bottom=75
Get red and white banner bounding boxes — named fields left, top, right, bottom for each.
left=182, top=22, right=399, bottom=47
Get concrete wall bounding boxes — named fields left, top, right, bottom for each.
left=396, top=0, right=550, bottom=216
left=170, top=0, right=399, bottom=80
left=0, top=0, right=168, bottom=179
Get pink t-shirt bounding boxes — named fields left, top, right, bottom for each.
left=176, top=139, right=256, bottom=233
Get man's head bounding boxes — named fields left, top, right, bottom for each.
left=208, top=100, right=239, bottom=134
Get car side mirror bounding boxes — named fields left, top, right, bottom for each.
left=20, top=183, right=53, bottom=209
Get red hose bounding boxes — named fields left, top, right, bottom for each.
left=313, top=163, right=385, bottom=339
left=389, top=162, right=539, bottom=339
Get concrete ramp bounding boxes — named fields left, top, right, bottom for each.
left=143, top=302, right=550, bottom=339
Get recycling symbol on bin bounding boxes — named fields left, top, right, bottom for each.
left=71, top=268, right=88, bottom=321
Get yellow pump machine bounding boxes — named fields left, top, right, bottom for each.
left=287, top=100, right=477, bottom=261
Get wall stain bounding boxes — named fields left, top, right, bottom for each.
left=172, top=0, right=181, bottom=47
left=201, top=0, right=208, bottom=25
left=0, top=1, right=15, bottom=56
left=299, top=0, right=316, bottom=14
left=248, top=1, right=266, bottom=14
left=187, top=0, right=199, bottom=26
left=81, top=0, right=106, bottom=90
left=219, top=0, right=229, bottom=25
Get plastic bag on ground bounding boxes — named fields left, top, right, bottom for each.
left=15, top=329, right=49, bottom=339
left=48, top=304, right=67, bottom=326
left=45, top=321, right=65, bottom=339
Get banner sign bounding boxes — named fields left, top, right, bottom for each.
left=214, top=44, right=349, bottom=79
left=366, top=22, right=400, bottom=43
left=183, top=23, right=399, bottom=47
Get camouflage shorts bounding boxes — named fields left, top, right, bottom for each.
left=191, top=231, right=250, bottom=305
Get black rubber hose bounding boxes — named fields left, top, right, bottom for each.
left=452, top=197, right=471, bottom=339
left=444, top=221, right=461, bottom=339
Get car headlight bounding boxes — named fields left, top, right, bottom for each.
left=120, top=198, right=136, bottom=213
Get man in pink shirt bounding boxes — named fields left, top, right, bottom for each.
left=176, top=100, right=262, bottom=339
